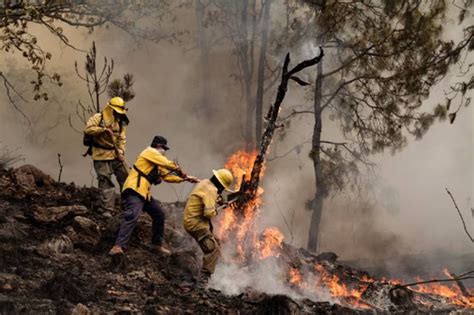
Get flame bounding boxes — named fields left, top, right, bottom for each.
left=217, top=207, right=237, bottom=240
left=257, top=227, right=284, bottom=259
left=224, top=149, right=259, bottom=186
left=216, top=150, right=474, bottom=311
left=217, top=149, right=268, bottom=262
left=409, top=268, right=474, bottom=308
left=314, top=264, right=369, bottom=308
left=289, top=267, right=303, bottom=285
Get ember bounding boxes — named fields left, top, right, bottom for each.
left=257, top=227, right=284, bottom=259
left=214, top=149, right=474, bottom=312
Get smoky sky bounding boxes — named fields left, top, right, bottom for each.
left=0, top=2, right=472, bottom=265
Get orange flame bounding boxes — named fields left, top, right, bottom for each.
left=314, top=264, right=369, bottom=308
left=224, top=149, right=259, bottom=187
left=409, top=268, right=474, bottom=308
left=217, top=150, right=474, bottom=311
left=257, top=227, right=284, bottom=259
left=289, top=268, right=303, bottom=285
left=217, top=149, right=268, bottom=262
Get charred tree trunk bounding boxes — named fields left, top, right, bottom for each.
left=196, top=0, right=211, bottom=113
left=239, top=51, right=324, bottom=201
left=255, top=0, right=272, bottom=147
left=307, top=59, right=326, bottom=253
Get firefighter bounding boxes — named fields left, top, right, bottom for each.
left=183, top=168, right=234, bottom=286
left=84, top=97, right=129, bottom=213
left=109, top=135, right=199, bottom=256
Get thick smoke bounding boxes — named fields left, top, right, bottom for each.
left=209, top=258, right=335, bottom=304
left=0, top=2, right=472, bottom=284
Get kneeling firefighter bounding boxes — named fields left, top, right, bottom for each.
left=183, top=168, right=234, bottom=285
left=109, top=135, right=199, bottom=256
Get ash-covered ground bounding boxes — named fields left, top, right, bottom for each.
left=0, top=165, right=472, bottom=314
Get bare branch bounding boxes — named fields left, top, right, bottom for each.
left=0, top=72, right=31, bottom=127
left=268, top=140, right=311, bottom=162
left=279, top=208, right=295, bottom=245
left=279, top=109, right=315, bottom=121
left=396, top=275, right=474, bottom=290
left=446, top=188, right=474, bottom=243
left=57, top=153, right=64, bottom=182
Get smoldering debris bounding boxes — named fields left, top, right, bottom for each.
left=0, top=164, right=472, bottom=313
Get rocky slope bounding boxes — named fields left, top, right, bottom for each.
left=0, top=165, right=472, bottom=314
left=0, top=165, right=359, bottom=314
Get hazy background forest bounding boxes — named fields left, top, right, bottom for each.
left=0, top=0, right=472, bottom=270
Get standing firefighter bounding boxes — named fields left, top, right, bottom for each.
left=84, top=97, right=129, bottom=212
left=109, top=136, right=199, bottom=256
left=183, top=169, right=234, bottom=286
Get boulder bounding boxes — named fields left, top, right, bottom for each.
left=0, top=274, right=17, bottom=293
left=30, top=205, right=88, bottom=225
left=43, top=234, right=74, bottom=254
left=70, top=303, right=92, bottom=315
left=69, top=216, right=101, bottom=247
left=12, top=165, right=54, bottom=191
left=0, top=174, right=13, bottom=197
left=169, top=250, right=200, bottom=277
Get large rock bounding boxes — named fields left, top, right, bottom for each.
left=12, top=165, right=54, bottom=191
left=0, top=173, right=14, bottom=197
left=169, top=250, right=200, bottom=277
left=0, top=273, right=18, bottom=293
left=69, top=216, right=101, bottom=247
left=70, top=303, right=92, bottom=315
left=30, top=205, right=88, bottom=225
left=42, top=234, right=74, bottom=254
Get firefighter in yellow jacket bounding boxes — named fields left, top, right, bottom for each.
left=109, top=136, right=199, bottom=256
left=183, top=168, right=234, bottom=285
left=84, top=97, right=129, bottom=212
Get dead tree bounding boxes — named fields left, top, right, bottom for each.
left=237, top=49, right=324, bottom=205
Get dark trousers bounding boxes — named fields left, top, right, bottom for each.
left=115, top=190, right=165, bottom=248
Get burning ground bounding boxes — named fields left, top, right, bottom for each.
left=210, top=150, right=474, bottom=313
left=0, top=162, right=473, bottom=314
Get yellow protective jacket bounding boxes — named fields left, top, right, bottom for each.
left=183, top=179, right=218, bottom=232
left=123, top=146, right=185, bottom=200
left=84, top=107, right=126, bottom=161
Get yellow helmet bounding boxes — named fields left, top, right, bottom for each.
left=212, top=169, right=234, bottom=191
left=107, top=97, right=127, bottom=114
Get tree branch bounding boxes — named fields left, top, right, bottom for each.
left=279, top=110, right=315, bottom=121
left=0, top=72, right=31, bottom=126
left=268, top=140, right=311, bottom=162
left=446, top=188, right=474, bottom=243
left=396, top=275, right=474, bottom=290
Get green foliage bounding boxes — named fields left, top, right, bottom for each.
left=0, top=1, right=177, bottom=103
left=320, top=146, right=359, bottom=194
left=107, top=74, right=135, bottom=102
left=285, top=0, right=474, bottom=199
